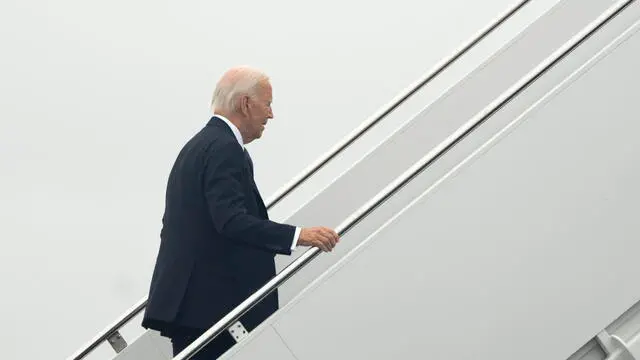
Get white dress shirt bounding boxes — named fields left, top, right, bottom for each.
left=214, top=114, right=300, bottom=251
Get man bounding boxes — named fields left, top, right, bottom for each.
left=142, top=66, right=340, bottom=358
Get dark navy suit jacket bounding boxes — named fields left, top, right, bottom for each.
left=142, top=116, right=295, bottom=336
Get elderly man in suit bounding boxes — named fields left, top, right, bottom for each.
left=142, top=66, right=340, bottom=358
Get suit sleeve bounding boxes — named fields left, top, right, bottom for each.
left=204, top=141, right=295, bottom=255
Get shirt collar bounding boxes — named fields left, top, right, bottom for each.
left=214, top=114, right=244, bottom=149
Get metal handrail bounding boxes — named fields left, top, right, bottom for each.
left=265, top=0, right=531, bottom=209
left=172, top=0, right=635, bottom=357
left=67, top=1, right=530, bottom=359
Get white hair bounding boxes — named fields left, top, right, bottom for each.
left=211, top=66, right=269, bottom=113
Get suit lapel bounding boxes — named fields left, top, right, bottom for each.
left=253, top=185, right=268, bottom=219
left=244, top=149, right=269, bottom=219
left=208, top=118, right=269, bottom=219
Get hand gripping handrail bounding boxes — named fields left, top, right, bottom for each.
left=67, top=1, right=530, bottom=359
left=172, top=0, right=635, bottom=357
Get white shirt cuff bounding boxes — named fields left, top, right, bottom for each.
left=291, top=227, right=301, bottom=251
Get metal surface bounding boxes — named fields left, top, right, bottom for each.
left=228, top=322, right=249, bottom=343
left=172, top=1, right=634, bottom=358
left=608, top=334, right=640, bottom=359
left=67, top=297, right=146, bottom=360
left=264, top=0, right=532, bottom=209
left=66, top=1, right=530, bottom=359
left=107, top=331, right=128, bottom=353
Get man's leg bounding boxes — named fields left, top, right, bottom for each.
left=171, top=329, right=236, bottom=359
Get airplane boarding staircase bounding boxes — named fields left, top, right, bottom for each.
left=67, top=0, right=640, bottom=358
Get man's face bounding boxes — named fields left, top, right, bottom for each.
left=243, top=80, right=273, bottom=143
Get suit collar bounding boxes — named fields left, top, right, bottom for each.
left=207, top=115, right=245, bottom=149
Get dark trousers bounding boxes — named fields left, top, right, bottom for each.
left=170, top=328, right=236, bottom=359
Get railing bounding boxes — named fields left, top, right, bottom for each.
left=67, top=0, right=531, bottom=359
left=172, top=0, right=635, bottom=358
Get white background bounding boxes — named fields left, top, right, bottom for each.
left=0, top=0, right=553, bottom=358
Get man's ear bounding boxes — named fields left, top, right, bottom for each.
left=239, top=95, right=250, bottom=116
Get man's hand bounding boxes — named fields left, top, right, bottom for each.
left=298, top=227, right=340, bottom=252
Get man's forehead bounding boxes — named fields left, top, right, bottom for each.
left=262, top=79, right=272, bottom=91
left=260, top=80, right=273, bottom=99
